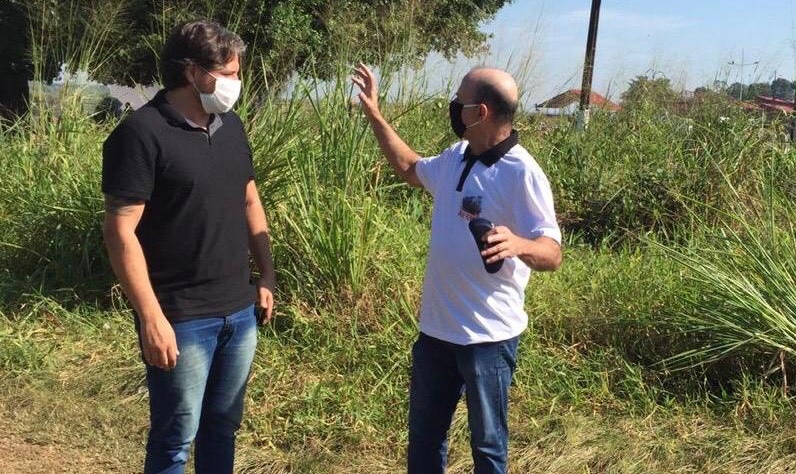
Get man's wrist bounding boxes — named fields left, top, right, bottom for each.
left=517, top=237, right=537, bottom=260
left=138, top=310, right=166, bottom=325
left=256, top=274, right=275, bottom=290
left=366, top=108, right=385, bottom=125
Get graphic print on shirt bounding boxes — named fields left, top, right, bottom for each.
left=458, top=194, right=482, bottom=221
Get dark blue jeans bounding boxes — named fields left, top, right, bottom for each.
left=408, top=332, right=519, bottom=474
left=139, top=305, right=257, bottom=474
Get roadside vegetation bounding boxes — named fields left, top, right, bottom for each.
left=3, top=2, right=796, bottom=473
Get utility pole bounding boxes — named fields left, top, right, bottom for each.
left=577, top=0, right=602, bottom=130
left=727, top=49, right=759, bottom=101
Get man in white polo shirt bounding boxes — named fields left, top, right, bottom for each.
left=353, top=64, right=562, bottom=474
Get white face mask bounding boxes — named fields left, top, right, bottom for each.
left=194, top=67, right=241, bottom=114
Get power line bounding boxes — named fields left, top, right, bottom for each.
left=727, top=49, right=759, bottom=101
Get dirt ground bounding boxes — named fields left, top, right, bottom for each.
left=0, top=432, right=118, bottom=474
left=0, top=404, right=136, bottom=474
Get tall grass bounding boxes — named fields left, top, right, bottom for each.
left=0, top=1, right=136, bottom=304
left=0, top=104, right=108, bottom=304
left=653, top=157, right=796, bottom=372
left=6, top=3, right=796, bottom=471
left=528, top=102, right=783, bottom=246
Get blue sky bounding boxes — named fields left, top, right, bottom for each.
left=422, top=0, right=796, bottom=106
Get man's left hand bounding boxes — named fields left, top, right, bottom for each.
left=481, top=226, right=524, bottom=264
left=256, top=277, right=274, bottom=324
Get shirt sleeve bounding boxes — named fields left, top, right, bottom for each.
left=101, top=123, right=156, bottom=200
left=245, top=140, right=256, bottom=181
left=228, top=112, right=256, bottom=182
left=512, top=165, right=562, bottom=244
left=415, top=145, right=457, bottom=197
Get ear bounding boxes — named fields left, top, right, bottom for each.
left=478, top=103, right=489, bottom=120
left=183, top=63, right=197, bottom=85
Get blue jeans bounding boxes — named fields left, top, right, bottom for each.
left=408, top=332, right=519, bottom=474
left=138, top=305, right=257, bottom=474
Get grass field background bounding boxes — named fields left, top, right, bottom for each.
left=3, top=40, right=796, bottom=472
left=7, top=6, right=796, bottom=462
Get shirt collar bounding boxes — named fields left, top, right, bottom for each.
left=185, top=115, right=223, bottom=136
left=461, top=129, right=519, bottom=167
left=152, top=89, right=223, bottom=136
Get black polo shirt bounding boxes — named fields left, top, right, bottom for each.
left=102, top=90, right=256, bottom=321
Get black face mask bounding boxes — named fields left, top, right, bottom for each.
left=449, top=100, right=466, bottom=138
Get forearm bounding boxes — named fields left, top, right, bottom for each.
left=352, top=64, right=421, bottom=186
left=517, top=237, right=562, bottom=271
left=246, top=201, right=275, bottom=289
left=104, top=230, right=163, bottom=321
left=366, top=111, right=421, bottom=186
left=249, top=231, right=275, bottom=288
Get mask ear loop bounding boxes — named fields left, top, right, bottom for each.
left=168, top=58, right=213, bottom=85
left=466, top=118, right=483, bottom=129
left=463, top=103, right=484, bottom=129
left=189, top=62, right=219, bottom=95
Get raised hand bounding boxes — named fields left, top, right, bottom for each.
left=351, top=63, right=380, bottom=119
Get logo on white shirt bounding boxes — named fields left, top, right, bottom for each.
left=458, top=195, right=482, bottom=221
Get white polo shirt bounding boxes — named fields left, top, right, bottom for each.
left=414, top=134, right=561, bottom=345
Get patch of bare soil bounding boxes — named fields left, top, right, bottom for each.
left=0, top=432, right=126, bottom=474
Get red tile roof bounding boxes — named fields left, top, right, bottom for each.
left=536, top=89, right=621, bottom=111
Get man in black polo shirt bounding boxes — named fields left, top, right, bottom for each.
left=102, top=20, right=274, bottom=474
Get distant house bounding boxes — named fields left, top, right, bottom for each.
left=719, top=94, right=795, bottom=116
left=535, top=89, right=621, bottom=116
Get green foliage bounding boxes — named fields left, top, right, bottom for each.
left=620, top=75, right=680, bottom=109
left=527, top=100, right=780, bottom=246
left=6, top=0, right=510, bottom=91
left=654, top=165, right=796, bottom=370
left=0, top=98, right=111, bottom=305
left=20, top=0, right=131, bottom=85
left=771, top=77, right=795, bottom=101
left=747, top=82, right=772, bottom=99
left=726, top=82, right=748, bottom=101
left=725, top=77, right=795, bottom=102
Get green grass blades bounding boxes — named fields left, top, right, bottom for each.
left=5, top=33, right=796, bottom=472
left=654, top=163, right=796, bottom=372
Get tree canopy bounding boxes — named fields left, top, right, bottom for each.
left=724, top=77, right=795, bottom=102
left=1, top=0, right=511, bottom=114
left=771, top=77, right=795, bottom=101
left=621, top=75, right=680, bottom=108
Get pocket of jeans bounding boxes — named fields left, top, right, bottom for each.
left=497, top=338, right=518, bottom=373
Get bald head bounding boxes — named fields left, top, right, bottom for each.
left=460, top=68, right=519, bottom=125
